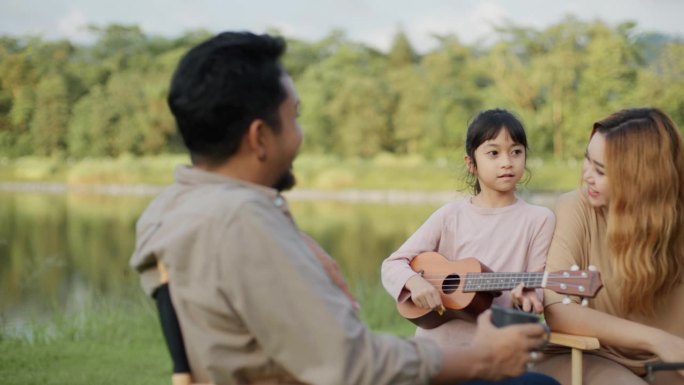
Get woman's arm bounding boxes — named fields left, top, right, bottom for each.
left=546, top=302, right=684, bottom=368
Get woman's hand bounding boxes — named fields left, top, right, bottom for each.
left=652, top=331, right=684, bottom=378
left=511, top=283, right=543, bottom=314
left=405, top=275, right=443, bottom=310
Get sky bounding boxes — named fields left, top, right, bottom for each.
left=1, top=0, right=682, bottom=52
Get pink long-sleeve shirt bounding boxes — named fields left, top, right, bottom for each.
left=381, top=196, right=555, bottom=347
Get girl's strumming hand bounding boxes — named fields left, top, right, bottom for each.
left=405, top=275, right=443, bottom=310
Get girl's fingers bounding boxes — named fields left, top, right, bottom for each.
left=428, top=294, right=441, bottom=309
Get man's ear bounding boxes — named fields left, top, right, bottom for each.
left=464, top=155, right=476, bottom=174
left=246, top=119, right=268, bottom=161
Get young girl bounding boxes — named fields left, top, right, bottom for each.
left=381, top=108, right=555, bottom=347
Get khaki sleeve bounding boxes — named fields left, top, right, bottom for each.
left=544, top=191, right=587, bottom=307
left=212, top=199, right=442, bottom=385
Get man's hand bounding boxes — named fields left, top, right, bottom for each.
left=405, top=275, right=443, bottom=310
left=469, top=310, right=546, bottom=381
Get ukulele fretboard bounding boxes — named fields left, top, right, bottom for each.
left=463, top=272, right=545, bottom=292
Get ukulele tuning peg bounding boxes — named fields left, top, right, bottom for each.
left=588, top=265, right=597, bottom=272
left=570, top=264, right=580, bottom=271
left=562, top=296, right=572, bottom=305
left=581, top=298, right=589, bottom=307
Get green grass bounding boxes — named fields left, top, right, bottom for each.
left=0, top=294, right=169, bottom=385
left=354, top=280, right=417, bottom=337
left=0, top=282, right=417, bottom=385
left=0, top=154, right=582, bottom=192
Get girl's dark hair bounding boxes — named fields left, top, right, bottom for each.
left=465, top=109, right=529, bottom=194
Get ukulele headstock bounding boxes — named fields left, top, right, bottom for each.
left=545, top=264, right=603, bottom=306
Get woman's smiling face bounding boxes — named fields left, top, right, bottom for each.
left=583, top=132, right=610, bottom=208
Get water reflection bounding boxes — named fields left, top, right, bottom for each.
left=0, top=192, right=153, bottom=332
left=0, top=189, right=558, bottom=336
left=0, top=191, right=440, bottom=334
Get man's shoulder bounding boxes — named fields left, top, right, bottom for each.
left=140, top=182, right=272, bottom=227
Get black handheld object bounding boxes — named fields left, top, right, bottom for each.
left=491, top=305, right=541, bottom=327
left=491, top=305, right=550, bottom=350
left=645, top=362, right=684, bottom=381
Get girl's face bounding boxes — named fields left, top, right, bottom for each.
left=466, top=128, right=526, bottom=197
left=583, top=132, right=610, bottom=208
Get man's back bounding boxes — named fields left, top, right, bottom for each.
left=131, top=165, right=442, bottom=384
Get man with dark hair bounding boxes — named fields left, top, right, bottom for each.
left=131, top=31, right=557, bottom=385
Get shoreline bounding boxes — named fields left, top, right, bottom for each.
left=0, top=181, right=566, bottom=206
left=0, top=181, right=462, bottom=204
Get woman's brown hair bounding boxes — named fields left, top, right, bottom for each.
left=592, top=108, right=684, bottom=315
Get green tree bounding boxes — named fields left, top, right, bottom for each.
left=0, top=42, right=39, bottom=156
left=30, top=73, right=70, bottom=155
left=421, top=36, right=483, bottom=158
left=573, top=21, right=641, bottom=152
left=387, top=29, right=417, bottom=69
left=632, top=42, right=684, bottom=127
left=297, top=33, right=387, bottom=156
left=534, top=18, right=586, bottom=159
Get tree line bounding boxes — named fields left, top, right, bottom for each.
left=0, top=18, right=682, bottom=161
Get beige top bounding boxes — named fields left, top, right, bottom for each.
left=130, top=166, right=442, bottom=385
left=544, top=189, right=684, bottom=373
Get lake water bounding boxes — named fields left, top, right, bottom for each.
left=0, top=188, right=559, bottom=336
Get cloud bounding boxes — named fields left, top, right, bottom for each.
left=406, top=1, right=509, bottom=51
left=56, top=9, right=91, bottom=42
left=353, top=27, right=394, bottom=51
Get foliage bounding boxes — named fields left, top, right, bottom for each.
left=0, top=20, right=682, bottom=162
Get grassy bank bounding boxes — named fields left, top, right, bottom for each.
left=0, top=282, right=412, bottom=385
left=0, top=154, right=581, bottom=192
left=0, top=294, right=169, bottom=385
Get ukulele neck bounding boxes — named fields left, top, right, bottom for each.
left=463, top=272, right=546, bottom=292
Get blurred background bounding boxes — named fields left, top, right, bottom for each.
left=0, top=1, right=682, bottom=384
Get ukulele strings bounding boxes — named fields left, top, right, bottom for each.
left=422, top=282, right=590, bottom=290
left=419, top=273, right=589, bottom=279
left=418, top=274, right=590, bottom=290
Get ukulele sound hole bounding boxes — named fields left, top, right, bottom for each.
left=442, top=274, right=461, bottom=294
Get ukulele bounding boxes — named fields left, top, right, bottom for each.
left=397, top=252, right=603, bottom=329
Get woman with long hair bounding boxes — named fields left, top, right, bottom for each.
left=537, top=107, right=684, bottom=385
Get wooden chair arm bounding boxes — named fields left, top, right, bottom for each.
left=172, top=373, right=191, bottom=385
left=547, top=332, right=600, bottom=385
left=171, top=373, right=213, bottom=385
left=549, top=332, right=600, bottom=350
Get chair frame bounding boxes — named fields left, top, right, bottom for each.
left=548, top=332, right=600, bottom=385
